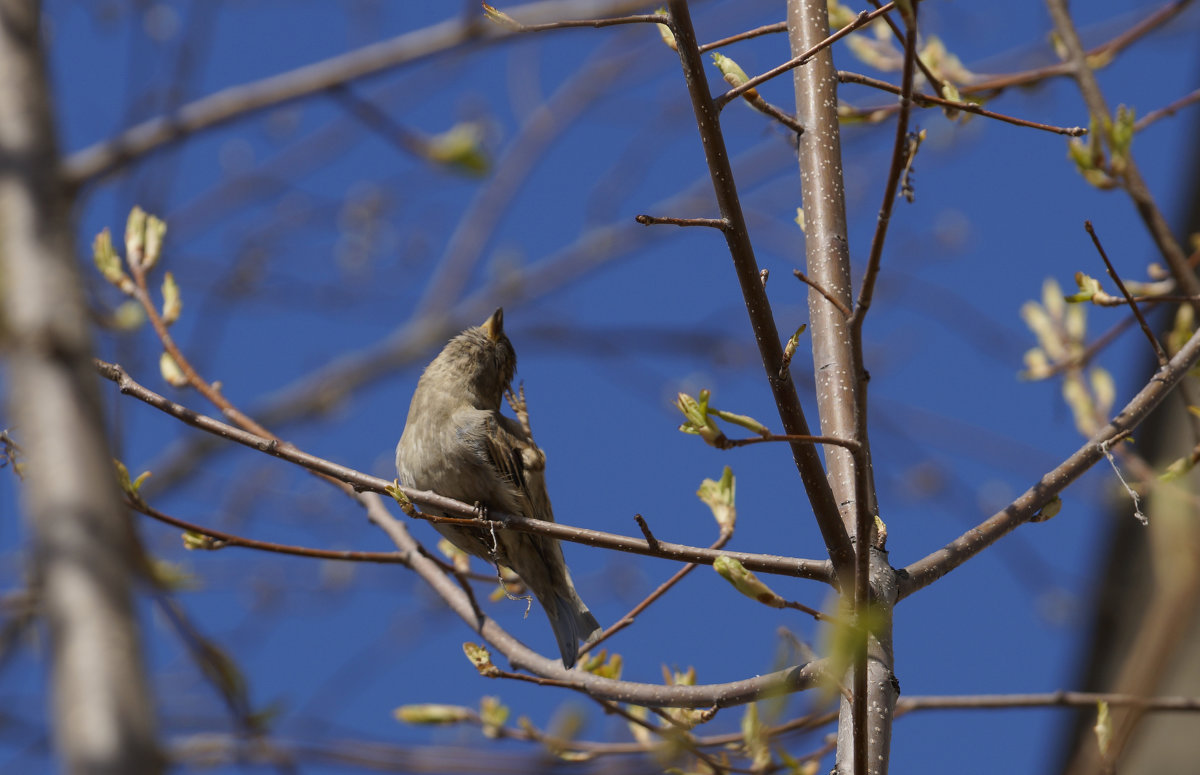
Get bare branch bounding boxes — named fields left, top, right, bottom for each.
left=794, top=269, right=851, bottom=317
left=838, top=71, right=1088, bottom=136
left=699, top=21, right=788, bottom=53
left=636, top=213, right=729, bottom=229
left=666, top=0, right=855, bottom=579
left=715, top=5, right=894, bottom=109
left=1046, top=0, right=1199, bottom=299
left=364, top=492, right=830, bottom=707
left=61, top=0, right=659, bottom=186
left=0, top=1, right=161, bottom=769
left=95, top=358, right=834, bottom=582
left=1134, top=86, right=1200, bottom=132
left=897, top=692, right=1200, bottom=713
left=900, top=324, right=1200, bottom=598
left=131, top=497, right=415, bottom=566
left=1085, top=220, right=1168, bottom=366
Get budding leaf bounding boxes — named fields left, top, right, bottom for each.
left=159, top=351, right=189, bottom=387
left=479, top=696, right=509, bottom=738
left=113, top=459, right=151, bottom=504
left=386, top=480, right=419, bottom=517
left=93, top=228, right=134, bottom=294
left=709, top=406, right=770, bottom=437
left=1065, top=272, right=1102, bottom=303
left=711, top=52, right=758, bottom=99
left=125, top=206, right=147, bottom=266
left=481, top=3, right=521, bottom=29
left=1031, top=495, right=1062, bottom=522
left=394, top=704, right=472, bottom=725
left=714, top=555, right=785, bottom=608
left=579, top=649, right=622, bottom=680
left=426, top=122, right=490, bottom=176
left=676, top=391, right=727, bottom=447
left=1094, top=701, right=1112, bottom=755
left=655, top=8, right=676, bottom=51
left=696, top=466, right=736, bottom=532
left=142, top=212, right=167, bottom=271
left=161, top=271, right=182, bottom=325
left=741, top=702, right=772, bottom=772
left=464, top=642, right=499, bottom=676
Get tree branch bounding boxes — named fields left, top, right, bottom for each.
left=61, top=0, right=659, bottom=186
left=899, top=324, right=1200, bottom=597
left=363, top=492, right=828, bottom=707
left=666, top=0, right=855, bottom=580
left=94, top=358, right=834, bottom=582
left=0, top=1, right=161, bottom=770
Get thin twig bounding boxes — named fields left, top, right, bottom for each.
left=582, top=529, right=732, bottom=654
left=699, top=21, right=788, bottom=53
left=742, top=95, right=806, bottom=135
left=666, top=0, right=855, bottom=580
left=721, top=433, right=861, bottom=452
left=1085, top=221, right=1168, bottom=366
left=839, top=71, right=1087, bottom=136
left=484, top=7, right=667, bottom=33
left=1134, top=87, right=1200, bottom=132
left=95, top=356, right=835, bottom=581
left=716, top=4, right=895, bottom=109
left=961, top=0, right=1194, bottom=96
left=635, top=214, right=729, bottom=230
left=132, top=498, right=414, bottom=565
left=864, top=0, right=947, bottom=98
left=794, top=269, right=851, bottom=317
left=1046, top=0, right=1199, bottom=301
left=61, top=0, right=660, bottom=185
left=634, top=513, right=660, bottom=550
left=896, top=691, right=1200, bottom=713
left=368, top=487, right=832, bottom=706
left=847, top=16, right=919, bottom=774
left=900, top=324, right=1200, bottom=598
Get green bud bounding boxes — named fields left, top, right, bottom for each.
left=125, top=206, right=147, bottom=265
left=711, top=53, right=757, bottom=98
left=160, top=351, right=189, bottom=387
left=696, top=466, right=736, bottom=532
left=426, top=122, right=490, bottom=176
left=481, top=3, right=521, bottom=29
left=394, top=704, right=472, bottom=725
left=655, top=9, right=676, bottom=51
left=1094, top=701, right=1112, bottom=756
left=1065, top=271, right=1102, bottom=303
left=464, top=642, right=499, bottom=676
left=479, top=696, right=509, bottom=738
left=93, top=228, right=134, bottom=294
left=579, top=649, right=622, bottom=680
left=713, top=555, right=785, bottom=608
left=675, top=391, right=727, bottom=447
left=142, top=212, right=167, bottom=271
left=161, top=271, right=182, bottom=325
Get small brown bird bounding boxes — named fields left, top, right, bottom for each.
left=396, top=308, right=601, bottom=667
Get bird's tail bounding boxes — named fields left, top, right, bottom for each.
left=548, top=590, right=602, bottom=669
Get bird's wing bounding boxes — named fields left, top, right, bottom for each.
left=455, top=410, right=553, bottom=522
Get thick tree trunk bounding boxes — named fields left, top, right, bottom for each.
left=0, top=1, right=162, bottom=772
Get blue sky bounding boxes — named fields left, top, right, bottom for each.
left=3, top=1, right=1199, bottom=772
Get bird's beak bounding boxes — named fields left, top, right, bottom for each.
left=483, top=308, right=504, bottom=341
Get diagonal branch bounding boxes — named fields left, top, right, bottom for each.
left=95, top=358, right=834, bottom=582
left=1045, top=0, right=1198, bottom=300
left=365, top=491, right=829, bottom=707
left=61, top=0, right=660, bottom=186
left=899, top=324, right=1200, bottom=598
left=666, top=0, right=855, bottom=580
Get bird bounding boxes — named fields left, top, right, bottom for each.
left=395, top=308, right=601, bottom=667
